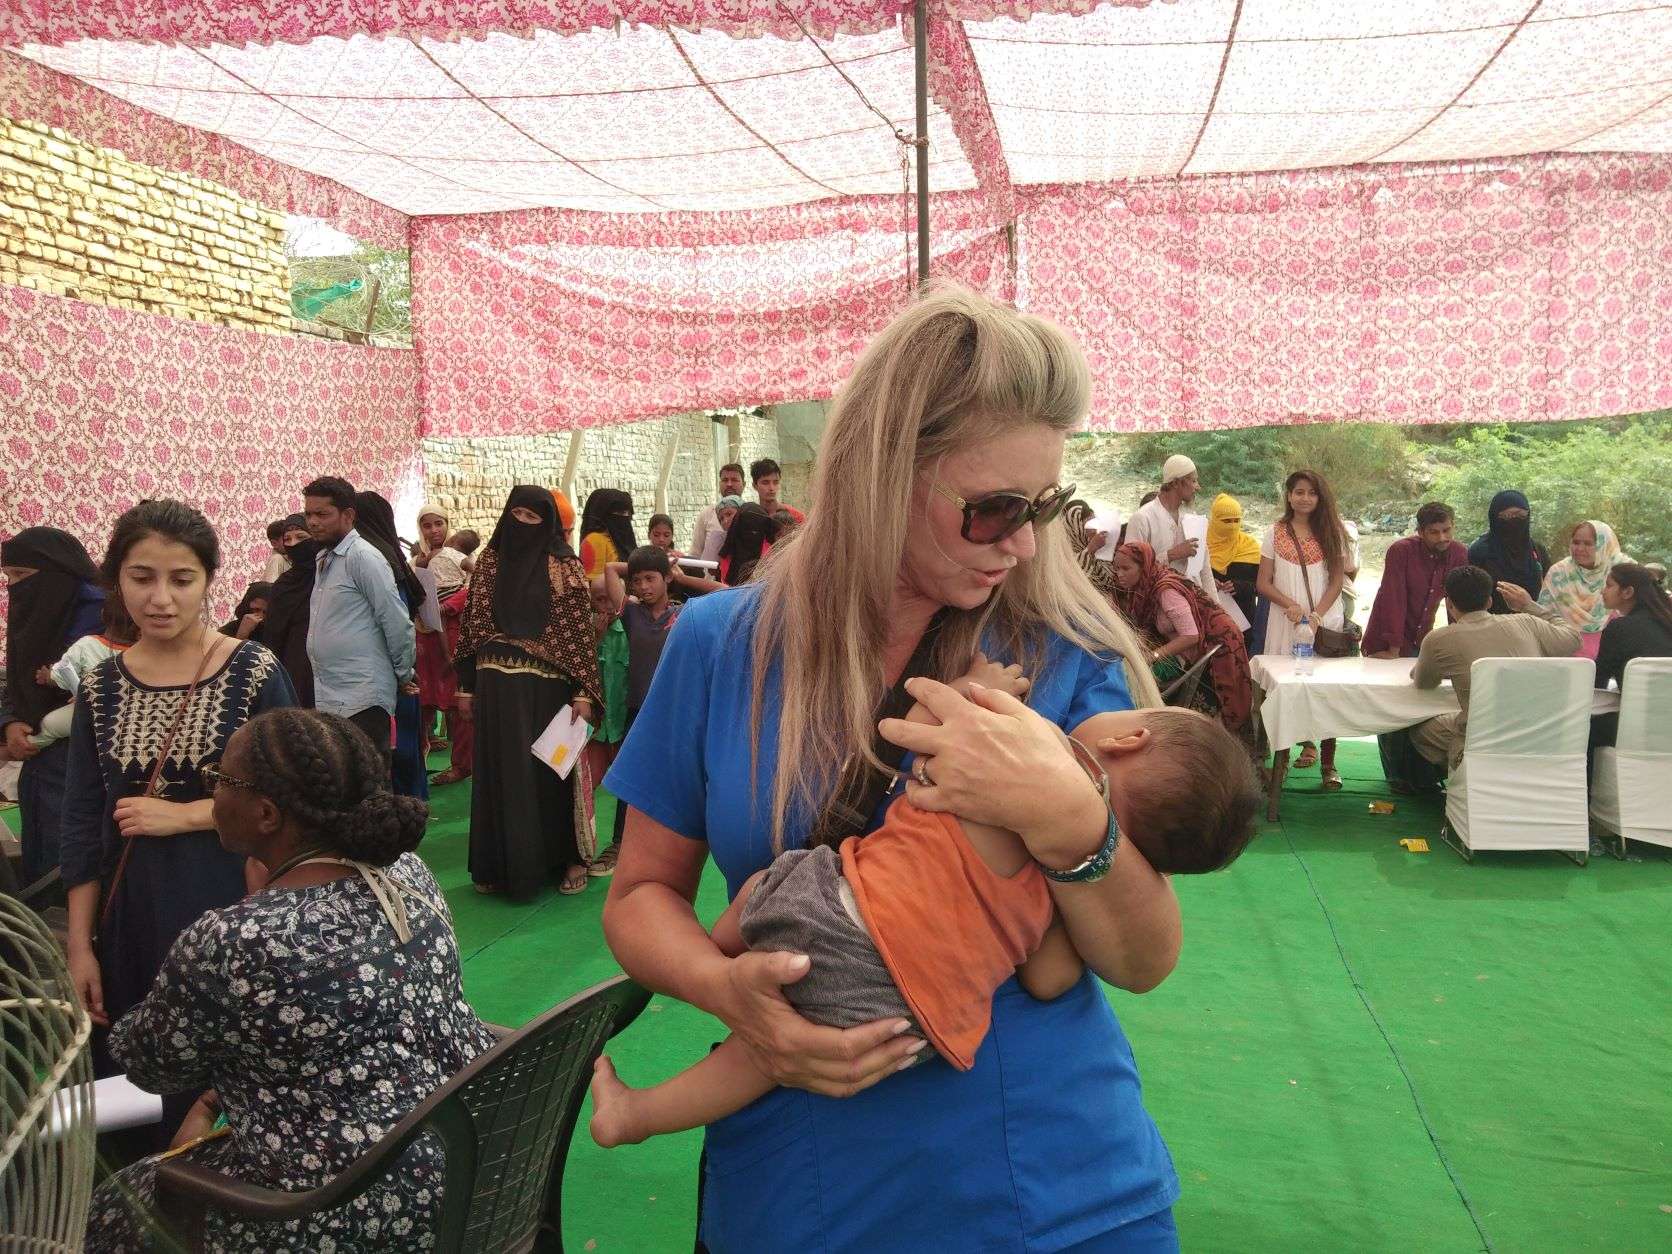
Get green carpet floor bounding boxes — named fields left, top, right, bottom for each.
left=421, top=744, right=1672, bottom=1253
left=9, top=742, right=1670, bottom=1251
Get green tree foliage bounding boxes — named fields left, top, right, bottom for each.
left=1120, top=424, right=1414, bottom=512
left=1427, top=415, right=1672, bottom=566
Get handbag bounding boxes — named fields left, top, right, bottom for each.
left=1285, top=523, right=1362, bottom=659
left=98, top=638, right=222, bottom=936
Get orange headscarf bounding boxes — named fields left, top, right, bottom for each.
left=549, top=489, right=577, bottom=540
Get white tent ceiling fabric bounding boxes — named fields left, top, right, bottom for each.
left=15, top=0, right=1672, bottom=218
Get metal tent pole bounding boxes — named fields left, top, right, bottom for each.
left=914, top=0, right=930, bottom=284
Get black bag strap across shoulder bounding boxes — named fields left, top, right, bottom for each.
left=804, top=609, right=948, bottom=850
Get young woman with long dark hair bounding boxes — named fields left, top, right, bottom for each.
left=60, top=500, right=296, bottom=1133
left=1255, top=469, right=1352, bottom=789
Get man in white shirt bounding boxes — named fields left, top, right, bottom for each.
left=690, top=463, right=746, bottom=555
left=1124, top=454, right=1218, bottom=600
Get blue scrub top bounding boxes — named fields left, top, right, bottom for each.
left=605, top=587, right=1179, bottom=1253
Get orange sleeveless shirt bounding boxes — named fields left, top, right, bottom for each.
left=840, top=798, right=1054, bottom=1071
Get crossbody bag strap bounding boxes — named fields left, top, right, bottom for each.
left=805, top=610, right=948, bottom=850
left=99, top=638, right=227, bottom=934
left=1285, top=521, right=1319, bottom=616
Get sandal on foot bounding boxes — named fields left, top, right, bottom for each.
left=1320, top=767, right=1343, bottom=792
left=430, top=768, right=471, bottom=786
left=588, top=844, right=621, bottom=878
left=1294, top=744, right=1319, bottom=769
left=559, top=867, right=589, bottom=895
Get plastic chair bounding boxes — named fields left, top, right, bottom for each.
left=1589, top=656, right=1672, bottom=858
left=1161, top=644, right=1223, bottom=708
left=1441, top=657, right=1594, bottom=863
left=154, top=974, right=652, bottom=1253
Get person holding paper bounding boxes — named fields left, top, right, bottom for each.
left=1123, top=454, right=1219, bottom=602
left=454, top=486, right=603, bottom=900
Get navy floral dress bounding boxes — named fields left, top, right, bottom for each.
left=85, top=854, right=496, bottom=1251
left=60, top=640, right=297, bottom=1034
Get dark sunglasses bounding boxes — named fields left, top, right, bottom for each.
left=201, top=764, right=258, bottom=793
left=932, top=481, right=1076, bottom=545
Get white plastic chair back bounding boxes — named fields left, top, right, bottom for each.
left=1446, top=657, right=1594, bottom=853
left=1590, top=656, right=1672, bottom=850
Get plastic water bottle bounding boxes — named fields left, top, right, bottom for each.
left=1292, top=616, right=1316, bottom=678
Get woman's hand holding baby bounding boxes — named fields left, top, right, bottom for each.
left=879, top=678, right=1107, bottom=873
left=717, top=951, right=922, bottom=1097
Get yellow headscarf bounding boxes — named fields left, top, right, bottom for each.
left=1207, top=493, right=1262, bottom=572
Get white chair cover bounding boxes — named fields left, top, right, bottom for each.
left=1589, top=656, right=1672, bottom=850
left=1446, top=657, right=1594, bottom=854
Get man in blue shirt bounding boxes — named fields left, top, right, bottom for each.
left=302, top=476, right=415, bottom=767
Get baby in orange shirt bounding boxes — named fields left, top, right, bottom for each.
left=590, top=654, right=1261, bottom=1148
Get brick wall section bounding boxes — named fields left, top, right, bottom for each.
left=422, top=412, right=782, bottom=550
left=0, top=117, right=293, bottom=331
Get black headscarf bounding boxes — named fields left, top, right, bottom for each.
left=488, top=485, right=567, bottom=638
left=256, top=537, right=319, bottom=706
left=219, top=581, right=274, bottom=636
left=1467, top=489, right=1546, bottom=609
left=719, top=503, right=779, bottom=587
left=352, top=490, right=426, bottom=618
left=579, top=489, right=638, bottom=566
left=3, top=527, right=101, bottom=728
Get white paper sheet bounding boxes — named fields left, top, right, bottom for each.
left=47, top=1074, right=164, bottom=1135
left=531, top=704, right=591, bottom=779
left=1182, top=514, right=1209, bottom=578
left=1215, top=585, right=1250, bottom=632
left=1085, top=513, right=1123, bottom=561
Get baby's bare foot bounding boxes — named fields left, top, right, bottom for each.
left=588, top=1055, right=645, bottom=1148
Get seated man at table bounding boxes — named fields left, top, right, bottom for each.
left=1403, top=565, right=1582, bottom=775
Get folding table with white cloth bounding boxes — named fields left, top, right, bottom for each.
left=1250, top=656, right=1620, bottom=821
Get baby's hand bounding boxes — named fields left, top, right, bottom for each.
left=951, top=651, right=1031, bottom=701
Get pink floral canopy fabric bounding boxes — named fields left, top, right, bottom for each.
left=5, top=0, right=1672, bottom=435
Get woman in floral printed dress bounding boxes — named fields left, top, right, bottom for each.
left=85, top=708, right=494, bottom=1252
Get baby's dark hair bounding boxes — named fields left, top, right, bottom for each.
left=1114, top=709, right=1260, bottom=874
left=446, top=528, right=481, bottom=555
left=626, top=544, right=672, bottom=579
left=238, top=708, right=426, bottom=865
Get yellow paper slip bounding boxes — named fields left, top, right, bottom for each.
left=1398, top=838, right=1430, bottom=853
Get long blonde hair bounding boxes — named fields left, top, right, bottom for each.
left=748, top=285, right=1160, bottom=849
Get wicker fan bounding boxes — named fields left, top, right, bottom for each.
left=0, top=894, right=96, bottom=1251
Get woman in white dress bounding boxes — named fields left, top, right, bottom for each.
left=1256, top=469, right=1352, bottom=791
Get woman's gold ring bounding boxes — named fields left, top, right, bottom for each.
left=912, top=757, right=933, bottom=787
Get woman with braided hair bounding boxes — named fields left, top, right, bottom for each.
left=85, top=707, right=495, bottom=1252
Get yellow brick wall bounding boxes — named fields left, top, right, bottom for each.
left=0, top=116, right=296, bottom=332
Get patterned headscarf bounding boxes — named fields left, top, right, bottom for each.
left=1539, top=520, right=1629, bottom=632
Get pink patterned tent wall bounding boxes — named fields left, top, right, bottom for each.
left=411, top=190, right=1012, bottom=435
left=0, top=286, right=421, bottom=647
left=1015, top=154, right=1672, bottom=430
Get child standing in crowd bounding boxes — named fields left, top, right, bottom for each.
left=428, top=530, right=479, bottom=787
left=586, top=576, right=630, bottom=875
left=597, top=546, right=683, bottom=856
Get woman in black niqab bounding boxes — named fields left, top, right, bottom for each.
left=2, top=526, right=103, bottom=885
left=488, top=485, right=568, bottom=638
left=3, top=527, right=102, bottom=731
left=1466, top=489, right=1551, bottom=614
left=578, top=489, right=638, bottom=573
left=351, top=490, right=426, bottom=617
